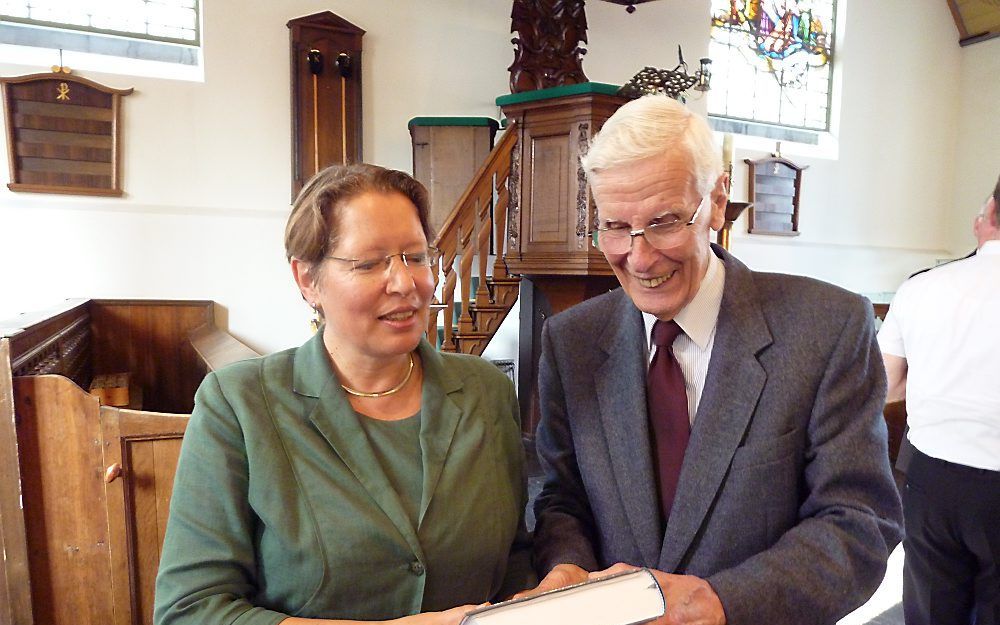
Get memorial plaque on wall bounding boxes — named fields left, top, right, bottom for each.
left=744, top=156, right=807, bottom=236
left=1, top=72, right=133, bottom=196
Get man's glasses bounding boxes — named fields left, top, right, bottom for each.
left=325, top=247, right=441, bottom=279
left=591, top=196, right=707, bottom=255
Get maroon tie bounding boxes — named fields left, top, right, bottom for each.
left=647, top=320, right=690, bottom=523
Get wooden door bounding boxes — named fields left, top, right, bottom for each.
left=13, top=375, right=115, bottom=625
left=101, top=408, right=188, bottom=625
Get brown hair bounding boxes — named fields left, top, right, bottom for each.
left=284, top=163, right=432, bottom=281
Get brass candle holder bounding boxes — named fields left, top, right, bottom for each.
left=717, top=201, right=751, bottom=250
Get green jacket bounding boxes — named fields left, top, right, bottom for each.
left=154, top=333, right=533, bottom=625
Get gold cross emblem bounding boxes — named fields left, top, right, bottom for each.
left=56, top=82, right=70, bottom=101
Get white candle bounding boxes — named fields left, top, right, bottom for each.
left=722, top=133, right=734, bottom=170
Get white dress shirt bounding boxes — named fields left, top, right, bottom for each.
left=878, top=240, right=1000, bottom=470
left=643, top=252, right=726, bottom=425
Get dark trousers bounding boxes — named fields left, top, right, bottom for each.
left=903, top=447, right=1000, bottom=625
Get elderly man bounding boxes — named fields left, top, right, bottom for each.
left=879, top=176, right=1000, bottom=625
left=530, top=95, right=903, bottom=625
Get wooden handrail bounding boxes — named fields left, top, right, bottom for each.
left=188, top=323, right=260, bottom=372
left=429, top=122, right=521, bottom=354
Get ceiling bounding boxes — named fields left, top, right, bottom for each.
left=947, top=0, right=1000, bottom=44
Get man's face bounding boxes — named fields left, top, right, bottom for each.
left=591, top=151, right=725, bottom=320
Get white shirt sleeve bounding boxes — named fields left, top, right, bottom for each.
left=877, top=286, right=907, bottom=358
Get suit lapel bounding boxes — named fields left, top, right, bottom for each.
left=292, top=332, right=425, bottom=562
left=414, top=340, right=463, bottom=527
left=659, top=247, right=772, bottom=571
left=595, top=292, right=663, bottom=567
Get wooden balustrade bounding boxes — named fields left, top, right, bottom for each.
left=429, top=121, right=521, bottom=355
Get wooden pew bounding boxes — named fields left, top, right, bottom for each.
left=0, top=299, right=259, bottom=625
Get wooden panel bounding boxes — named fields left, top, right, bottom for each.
left=745, top=156, right=805, bottom=237
left=102, top=408, right=188, bottom=625
left=17, top=128, right=113, bottom=148
left=288, top=12, right=365, bottom=199
left=188, top=323, right=260, bottom=372
left=947, top=0, right=1000, bottom=45
left=410, top=125, right=496, bottom=235
left=501, top=91, right=624, bottom=276
left=15, top=100, right=114, bottom=121
left=17, top=142, right=112, bottom=162
left=751, top=192, right=795, bottom=214
left=13, top=376, right=114, bottom=625
left=4, top=301, right=91, bottom=385
left=0, top=339, right=34, bottom=625
left=752, top=211, right=794, bottom=232
left=6, top=79, right=113, bottom=107
left=19, top=157, right=112, bottom=175
left=90, top=301, right=213, bottom=413
left=13, top=113, right=112, bottom=135
left=527, top=134, right=570, bottom=245
left=752, top=175, right=795, bottom=196
left=1, top=73, right=132, bottom=196
left=883, top=400, right=907, bottom=466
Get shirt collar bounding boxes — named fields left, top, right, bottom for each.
left=642, top=250, right=726, bottom=351
left=979, top=240, right=1000, bottom=255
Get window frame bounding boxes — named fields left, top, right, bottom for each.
left=0, top=0, right=201, bottom=47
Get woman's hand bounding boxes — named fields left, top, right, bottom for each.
left=509, top=563, right=589, bottom=599
left=394, top=604, right=483, bottom=625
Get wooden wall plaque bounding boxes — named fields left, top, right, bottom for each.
left=744, top=156, right=807, bottom=236
left=288, top=11, right=364, bottom=200
left=1, top=72, right=133, bottom=196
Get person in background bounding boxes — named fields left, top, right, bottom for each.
left=154, top=163, right=533, bottom=625
left=528, top=95, right=903, bottom=625
left=879, top=174, right=1000, bottom=625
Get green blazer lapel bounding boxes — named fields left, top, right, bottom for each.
left=414, top=339, right=463, bottom=527
left=292, top=331, right=425, bottom=562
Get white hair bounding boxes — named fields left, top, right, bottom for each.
left=581, top=95, right=722, bottom=197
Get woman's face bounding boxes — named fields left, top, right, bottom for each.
left=298, top=190, right=434, bottom=363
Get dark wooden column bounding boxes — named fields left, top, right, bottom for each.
left=499, top=83, right=627, bottom=435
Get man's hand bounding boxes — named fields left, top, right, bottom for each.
left=589, top=564, right=726, bottom=625
left=509, top=563, right=589, bottom=599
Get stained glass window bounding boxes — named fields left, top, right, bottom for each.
left=708, top=0, right=837, bottom=134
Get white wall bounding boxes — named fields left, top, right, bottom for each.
left=0, top=0, right=988, bottom=355
left=950, top=36, right=1000, bottom=255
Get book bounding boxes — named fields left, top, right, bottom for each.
left=460, top=568, right=665, bottom=625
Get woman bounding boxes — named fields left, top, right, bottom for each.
left=154, top=164, right=533, bottom=625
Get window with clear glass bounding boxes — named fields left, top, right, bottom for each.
left=708, top=0, right=837, bottom=137
left=1, top=0, right=200, bottom=46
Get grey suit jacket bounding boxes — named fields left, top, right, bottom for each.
left=533, top=245, right=903, bottom=625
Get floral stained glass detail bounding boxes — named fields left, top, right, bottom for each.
left=708, top=0, right=837, bottom=132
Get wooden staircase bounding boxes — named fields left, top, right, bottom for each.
left=428, top=121, right=520, bottom=355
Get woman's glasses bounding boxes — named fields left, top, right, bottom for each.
left=324, top=247, right=441, bottom=279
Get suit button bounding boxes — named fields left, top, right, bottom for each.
left=409, top=560, right=425, bottom=575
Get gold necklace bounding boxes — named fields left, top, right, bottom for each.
left=340, top=353, right=415, bottom=398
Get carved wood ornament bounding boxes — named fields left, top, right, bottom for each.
left=509, top=0, right=589, bottom=92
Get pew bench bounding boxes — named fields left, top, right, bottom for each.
left=0, top=299, right=259, bottom=625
